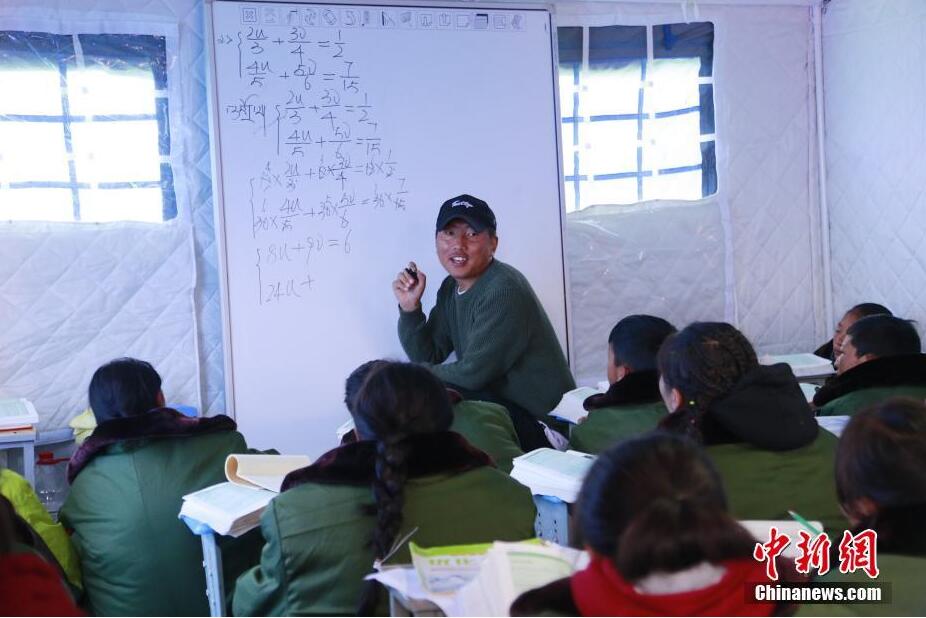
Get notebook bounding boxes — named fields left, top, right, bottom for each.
left=549, top=387, right=600, bottom=424
left=0, top=398, right=39, bottom=430
left=510, top=448, right=595, bottom=502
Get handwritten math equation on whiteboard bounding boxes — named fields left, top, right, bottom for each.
left=214, top=4, right=529, bottom=307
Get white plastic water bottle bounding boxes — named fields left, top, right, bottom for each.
left=35, top=451, right=68, bottom=513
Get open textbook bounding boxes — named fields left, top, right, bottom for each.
left=454, top=541, right=587, bottom=616
left=178, top=482, right=275, bottom=536
left=0, top=398, right=39, bottom=430
left=225, top=453, right=311, bottom=492
left=549, top=387, right=601, bottom=424
left=369, top=540, right=587, bottom=616
left=759, top=353, right=835, bottom=378
left=179, top=453, right=311, bottom=535
left=510, top=448, right=595, bottom=502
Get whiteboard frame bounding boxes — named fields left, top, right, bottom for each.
left=205, top=0, right=572, bottom=420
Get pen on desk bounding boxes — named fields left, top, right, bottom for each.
left=788, top=510, right=823, bottom=536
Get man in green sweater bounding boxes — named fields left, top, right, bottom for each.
left=392, top=194, right=575, bottom=450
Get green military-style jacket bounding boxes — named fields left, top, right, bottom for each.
left=451, top=400, right=523, bottom=472
left=796, top=554, right=926, bottom=616
left=816, top=386, right=926, bottom=417
left=233, top=435, right=537, bottom=616
left=814, top=355, right=926, bottom=417
left=708, top=431, right=848, bottom=534
left=569, top=402, right=665, bottom=454
left=60, top=412, right=262, bottom=616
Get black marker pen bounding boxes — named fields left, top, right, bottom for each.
left=404, top=266, right=419, bottom=284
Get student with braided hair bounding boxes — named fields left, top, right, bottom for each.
left=233, top=361, right=536, bottom=616
left=656, top=322, right=847, bottom=532
left=512, top=433, right=805, bottom=616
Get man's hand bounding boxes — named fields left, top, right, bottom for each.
left=393, top=261, right=427, bottom=312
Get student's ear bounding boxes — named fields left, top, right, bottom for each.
left=614, top=365, right=631, bottom=382
left=660, top=386, right=683, bottom=413
left=156, top=390, right=166, bottom=408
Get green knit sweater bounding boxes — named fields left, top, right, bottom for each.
left=398, top=259, right=575, bottom=419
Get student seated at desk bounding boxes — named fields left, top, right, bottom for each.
left=233, top=361, right=536, bottom=616
left=512, top=433, right=803, bottom=616
left=569, top=315, right=676, bottom=454
left=814, top=303, right=892, bottom=361
left=0, top=467, right=81, bottom=592
left=657, top=322, right=846, bottom=532
left=798, top=398, right=926, bottom=616
left=341, top=360, right=523, bottom=473
left=0, top=494, right=82, bottom=616
left=813, top=315, right=926, bottom=417
left=60, top=358, right=262, bottom=617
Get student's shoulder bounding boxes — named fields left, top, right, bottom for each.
left=270, top=481, right=371, bottom=531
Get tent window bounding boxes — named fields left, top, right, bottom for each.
left=558, top=22, right=716, bottom=212
left=0, top=31, right=177, bottom=223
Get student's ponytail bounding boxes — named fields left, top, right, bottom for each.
left=349, top=362, right=454, bottom=615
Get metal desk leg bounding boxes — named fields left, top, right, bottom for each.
left=23, top=442, right=35, bottom=486
left=533, top=495, right=570, bottom=546
left=200, top=531, right=226, bottom=617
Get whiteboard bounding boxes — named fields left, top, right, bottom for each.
left=207, top=0, right=568, bottom=456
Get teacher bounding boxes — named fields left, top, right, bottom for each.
left=392, top=194, right=575, bottom=450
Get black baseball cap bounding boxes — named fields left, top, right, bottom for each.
left=435, top=194, right=497, bottom=234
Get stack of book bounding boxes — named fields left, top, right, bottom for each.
left=0, top=398, right=39, bottom=434
left=509, top=448, right=595, bottom=502
left=179, top=453, right=311, bottom=536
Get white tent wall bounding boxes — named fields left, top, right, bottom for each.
left=556, top=2, right=827, bottom=385
left=823, top=0, right=926, bottom=328
left=0, top=0, right=829, bottom=433
left=0, top=0, right=222, bottom=434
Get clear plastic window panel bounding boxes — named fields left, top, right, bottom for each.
left=0, top=31, right=176, bottom=223
left=556, top=23, right=716, bottom=211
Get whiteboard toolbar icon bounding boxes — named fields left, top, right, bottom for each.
left=417, top=13, right=435, bottom=28
left=381, top=10, right=397, bottom=28
left=437, top=12, right=452, bottom=28
left=398, top=10, right=414, bottom=28
left=302, top=8, right=318, bottom=26
left=511, top=14, right=524, bottom=30
left=474, top=13, right=489, bottom=29
left=322, top=8, right=338, bottom=26
left=455, top=14, right=472, bottom=28
left=342, top=8, right=359, bottom=27
left=241, top=6, right=258, bottom=24
left=261, top=7, right=279, bottom=25
left=494, top=14, right=508, bottom=29
left=285, top=9, right=300, bottom=26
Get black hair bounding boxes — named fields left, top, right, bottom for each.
left=846, top=315, right=921, bottom=359
left=352, top=362, right=454, bottom=614
left=657, top=322, right=758, bottom=420
left=577, top=433, right=756, bottom=579
left=88, top=358, right=162, bottom=424
left=847, top=303, right=892, bottom=320
left=836, top=398, right=926, bottom=556
left=608, top=315, right=677, bottom=373
left=343, top=360, right=389, bottom=413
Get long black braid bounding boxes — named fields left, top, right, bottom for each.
left=657, top=322, right=758, bottom=441
left=349, top=362, right=453, bottom=615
